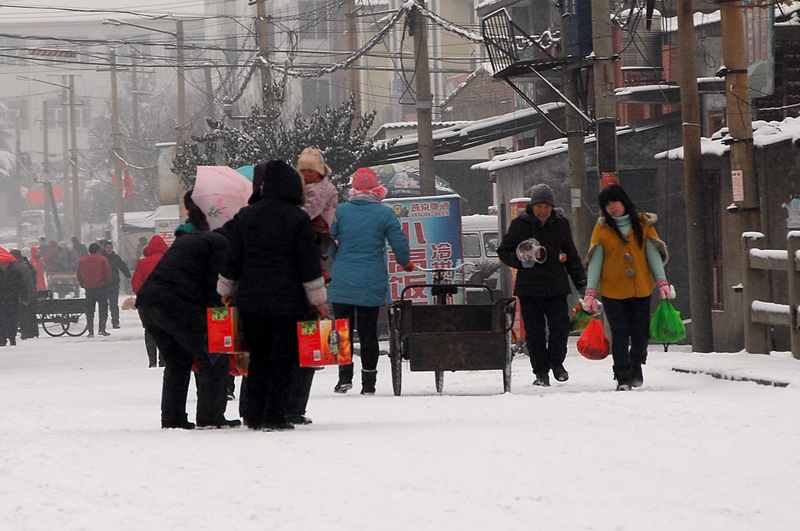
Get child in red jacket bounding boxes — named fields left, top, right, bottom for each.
left=132, top=235, right=168, bottom=367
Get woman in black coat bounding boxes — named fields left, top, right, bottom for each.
left=218, top=160, right=327, bottom=431
left=136, top=192, right=238, bottom=429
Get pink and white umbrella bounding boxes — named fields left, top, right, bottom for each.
left=192, top=166, right=252, bottom=230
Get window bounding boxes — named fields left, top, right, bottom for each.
left=483, top=232, right=499, bottom=257
left=301, top=78, right=330, bottom=115
left=463, top=233, right=482, bottom=258
left=298, top=0, right=329, bottom=41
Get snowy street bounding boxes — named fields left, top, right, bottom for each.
left=1, top=309, right=798, bottom=531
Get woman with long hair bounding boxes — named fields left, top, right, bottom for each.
left=582, top=185, right=670, bottom=391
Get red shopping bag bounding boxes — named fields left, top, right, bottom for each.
left=207, top=306, right=242, bottom=353
left=576, top=318, right=609, bottom=360
left=297, top=319, right=353, bottom=367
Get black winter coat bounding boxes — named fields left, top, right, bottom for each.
left=136, top=230, right=228, bottom=319
left=104, top=251, right=131, bottom=286
left=497, top=208, right=586, bottom=297
left=0, top=262, right=30, bottom=304
left=220, top=167, right=322, bottom=317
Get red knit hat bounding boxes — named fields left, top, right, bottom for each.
left=0, top=246, right=16, bottom=264
left=351, top=167, right=380, bottom=191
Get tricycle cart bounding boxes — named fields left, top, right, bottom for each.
left=46, top=271, right=81, bottom=299
left=388, top=265, right=516, bottom=395
left=35, top=291, right=89, bottom=337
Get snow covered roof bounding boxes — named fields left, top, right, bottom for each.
left=441, top=63, right=495, bottom=109
left=654, top=115, right=800, bottom=161
left=377, top=121, right=470, bottom=131
left=662, top=1, right=800, bottom=32
left=364, top=102, right=565, bottom=166
left=471, top=122, right=667, bottom=172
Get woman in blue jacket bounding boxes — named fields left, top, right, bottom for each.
left=329, top=168, right=412, bottom=394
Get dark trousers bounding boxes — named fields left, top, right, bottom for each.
left=19, top=300, right=38, bottom=339
left=194, top=354, right=230, bottom=425
left=137, top=308, right=160, bottom=367
left=105, top=282, right=120, bottom=328
left=602, top=296, right=651, bottom=382
left=140, top=305, right=229, bottom=425
left=239, top=367, right=314, bottom=418
left=333, top=304, right=380, bottom=384
left=519, top=295, right=570, bottom=375
left=85, top=287, right=109, bottom=334
left=0, top=301, right=19, bottom=344
left=240, top=312, right=300, bottom=426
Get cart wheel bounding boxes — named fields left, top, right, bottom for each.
left=64, top=314, right=89, bottom=337
left=41, top=318, right=67, bottom=337
left=435, top=370, right=444, bottom=394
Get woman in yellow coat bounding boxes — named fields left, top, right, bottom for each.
left=582, top=185, right=671, bottom=390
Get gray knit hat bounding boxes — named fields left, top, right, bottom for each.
left=529, top=183, right=555, bottom=206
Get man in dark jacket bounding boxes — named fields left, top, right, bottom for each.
left=0, top=247, right=28, bottom=346
left=102, top=240, right=131, bottom=330
left=136, top=199, right=237, bottom=430
left=10, top=250, right=37, bottom=339
left=497, top=183, right=587, bottom=386
left=218, top=160, right=327, bottom=431
left=77, top=243, right=112, bottom=337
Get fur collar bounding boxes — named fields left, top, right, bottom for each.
left=596, top=212, right=658, bottom=225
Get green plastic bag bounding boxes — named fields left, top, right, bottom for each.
left=570, top=304, right=594, bottom=334
left=649, top=300, right=686, bottom=344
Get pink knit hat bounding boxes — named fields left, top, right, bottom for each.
left=350, top=167, right=387, bottom=200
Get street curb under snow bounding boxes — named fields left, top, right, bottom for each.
left=671, top=367, right=790, bottom=388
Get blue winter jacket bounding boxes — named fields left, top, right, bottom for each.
left=328, top=198, right=410, bottom=307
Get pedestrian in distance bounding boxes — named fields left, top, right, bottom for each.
left=77, top=243, right=112, bottom=337
left=217, top=160, right=328, bottom=431
left=582, top=184, right=670, bottom=391
left=497, top=183, right=587, bottom=387
left=10, top=249, right=37, bottom=340
left=136, top=191, right=239, bottom=430
left=102, top=241, right=131, bottom=330
left=131, top=235, right=168, bottom=368
left=328, top=167, right=413, bottom=395
left=0, top=247, right=29, bottom=346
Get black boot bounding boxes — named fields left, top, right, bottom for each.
left=552, top=364, right=569, bottom=382
left=614, top=366, right=632, bottom=391
left=335, top=363, right=354, bottom=393
left=361, top=369, right=377, bottom=395
left=161, top=416, right=195, bottom=429
left=533, top=373, right=550, bottom=387
left=631, top=364, right=644, bottom=388
left=287, top=414, right=313, bottom=425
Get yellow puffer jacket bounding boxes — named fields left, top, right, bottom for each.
left=587, top=213, right=668, bottom=300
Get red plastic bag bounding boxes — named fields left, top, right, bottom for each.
left=576, top=318, right=609, bottom=360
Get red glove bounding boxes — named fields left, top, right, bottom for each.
left=402, top=263, right=416, bottom=272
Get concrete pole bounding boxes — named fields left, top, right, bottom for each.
left=60, top=77, right=70, bottom=232
left=255, top=0, right=272, bottom=108
left=345, top=0, right=362, bottom=128
left=176, top=20, right=188, bottom=147
left=677, top=0, right=714, bottom=352
left=591, top=0, right=618, bottom=186
left=110, top=50, right=125, bottom=262
left=411, top=2, right=436, bottom=196
left=41, top=101, right=49, bottom=178
left=68, top=74, right=80, bottom=240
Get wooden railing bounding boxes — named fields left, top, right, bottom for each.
left=741, top=231, right=800, bottom=358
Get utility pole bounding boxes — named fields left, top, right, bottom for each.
left=13, top=114, right=22, bottom=224
left=41, top=101, right=49, bottom=179
left=60, top=79, right=70, bottom=230
left=410, top=2, right=435, bottom=196
left=110, top=50, right=125, bottom=262
left=720, top=3, right=758, bottom=211
left=176, top=20, right=188, bottom=149
left=204, top=64, right=215, bottom=118
left=131, top=53, right=141, bottom=143
left=591, top=0, right=618, bottom=186
left=68, top=74, right=80, bottom=240
left=345, top=0, right=361, bottom=126
left=255, top=0, right=273, bottom=108
left=677, top=0, right=714, bottom=352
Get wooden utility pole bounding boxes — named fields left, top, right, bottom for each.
left=564, top=69, right=591, bottom=252
left=68, top=74, right=80, bottom=240
left=41, top=101, right=49, bottom=179
left=591, top=0, right=618, bottom=186
left=110, top=50, right=125, bottom=262
left=176, top=20, right=188, bottom=148
left=131, top=53, right=141, bottom=143
left=677, top=0, right=714, bottom=352
left=720, top=3, right=757, bottom=211
left=204, top=63, right=215, bottom=118
left=345, top=0, right=361, bottom=126
left=411, top=2, right=435, bottom=196
left=255, top=0, right=272, bottom=108
left=60, top=78, right=71, bottom=232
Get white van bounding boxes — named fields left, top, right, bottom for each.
left=461, top=215, right=501, bottom=300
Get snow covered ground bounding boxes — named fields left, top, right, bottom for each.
left=2, top=309, right=799, bottom=531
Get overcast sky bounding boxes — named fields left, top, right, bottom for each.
left=0, top=1, right=235, bottom=22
